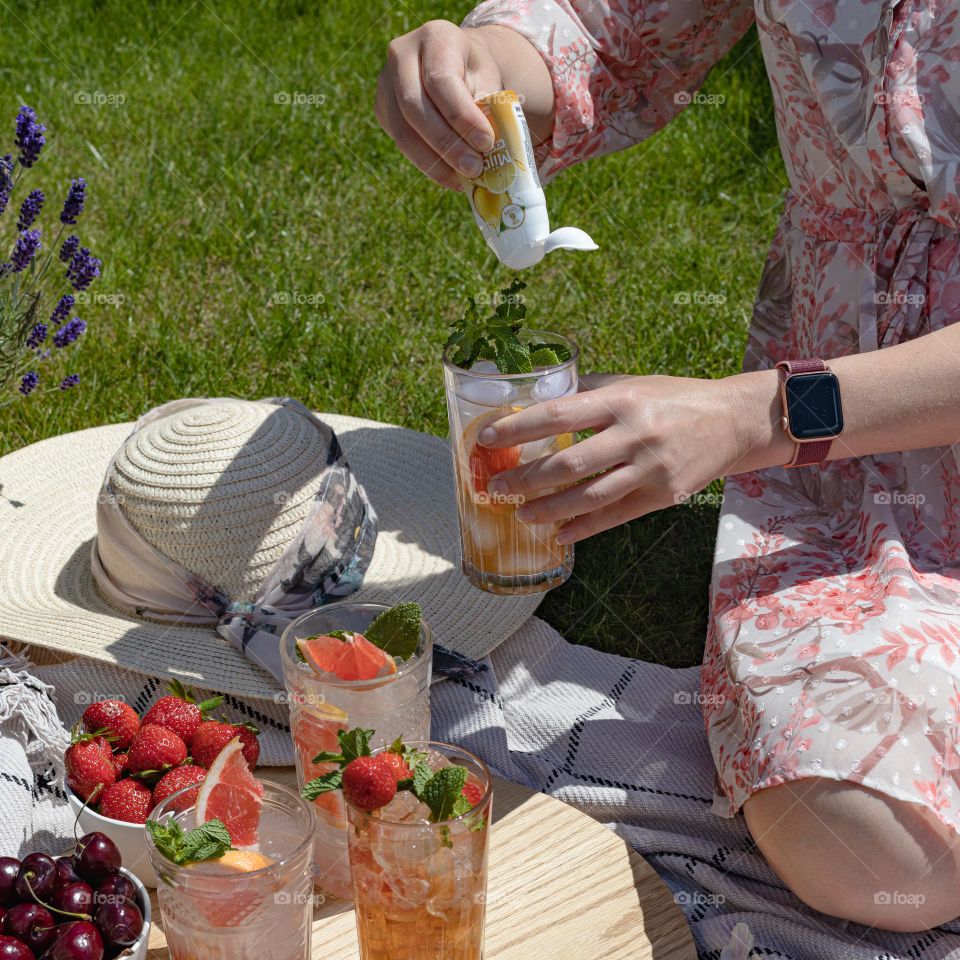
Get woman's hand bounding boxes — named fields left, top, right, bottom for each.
left=480, top=373, right=788, bottom=543
left=375, top=21, right=554, bottom=189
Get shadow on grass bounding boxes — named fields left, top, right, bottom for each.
left=539, top=500, right=721, bottom=668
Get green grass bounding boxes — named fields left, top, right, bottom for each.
left=0, top=1, right=787, bottom=666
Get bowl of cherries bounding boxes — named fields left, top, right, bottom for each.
left=0, top=831, right=150, bottom=960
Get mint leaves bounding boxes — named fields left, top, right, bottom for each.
left=446, top=279, right=572, bottom=374
left=365, top=602, right=422, bottom=661
left=146, top=817, right=232, bottom=865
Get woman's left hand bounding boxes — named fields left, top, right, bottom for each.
left=480, top=372, right=777, bottom=544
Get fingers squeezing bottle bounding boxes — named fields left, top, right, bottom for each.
left=459, top=90, right=597, bottom=270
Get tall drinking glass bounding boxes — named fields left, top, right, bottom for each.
left=280, top=601, right=433, bottom=900
left=347, top=741, right=493, bottom=960
left=443, top=330, right=579, bottom=594
left=147, top=781, right=314, bottom=960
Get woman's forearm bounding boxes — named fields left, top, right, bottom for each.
left=727, top=324, right=960, bottom=474
left=466, top=24, right=554, bottom=143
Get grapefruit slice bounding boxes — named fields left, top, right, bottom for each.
left=298, top=632, right=397, bottom=681
left=195, top=736, right=264, bottom=847
left=294, top=705, right=348, bottom=828
left=463, top=408, right=522, bottom=496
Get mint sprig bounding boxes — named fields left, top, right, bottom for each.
left=146, top=817, right=233, bottom=865
left=365, top=602, right=422, bottom=661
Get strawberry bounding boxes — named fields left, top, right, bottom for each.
left=342, top=755, right=397, bottom=811
left=110, top=752, right=129, bottom=777
left=377, top=752, right=411, bottom=783
left=141, top=680, right=222, bottom=747
left=126, top=724, right=187, bottom=775
left=152, top=764, right=207, bottom=808
left=65, top=735, right=117, bottom=803
left=191, top=721, right=259, bottom=770
left=97, top=778, right=153, bottom=824
left=461, top=779, right=484, bottom=807
left=80, top=699, right=140, bottom=750
left=469, top=443, right=521, bottom=495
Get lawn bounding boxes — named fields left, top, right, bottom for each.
left=0, top=0, right=787, bottom=666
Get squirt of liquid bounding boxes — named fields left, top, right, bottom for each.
left=459, top=90, right=598, bottom=270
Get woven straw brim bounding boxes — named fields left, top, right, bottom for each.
left=0, top=413, right=540, bottom=700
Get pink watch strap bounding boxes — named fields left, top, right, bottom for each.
left=776, top=359, right=832, bottom=467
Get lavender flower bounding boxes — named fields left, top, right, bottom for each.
left=53, top=317, right=85, bottom=348
left=49, top=294, right=75, bottom=326
left=26, top=322, right=47, bottom=348
left=59, top=373, right=80, bottom=390
left=18, top=371, right=38, bottom=395
left=59, top=234, right=79, bottom=264
left=10, top=229, right=41, bottom=272
left=16, top=189, right=44, bottom=232
left=0, top=154, right=12, bottom=217
left=66, top=247, right=101, bottom=291
left=59, top=178, right=86, bottom=225
left=15, top=106, right=45, bottom=169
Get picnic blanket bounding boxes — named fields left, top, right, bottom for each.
left=4, top=623, right=960, bottom=959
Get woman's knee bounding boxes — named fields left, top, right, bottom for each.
left=743, top=778, right=960, bottom=932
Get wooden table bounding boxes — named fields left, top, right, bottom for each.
left=146, top=768, right=695, bottom=960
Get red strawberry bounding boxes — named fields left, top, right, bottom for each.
left=141, top=680, right=222, bottom=747
left=65, top=735, right=117, bottom=803
left=342, top=755, right=397, bottom=811
left=152, top=765, right=207, bottom=809
left=126, top=724, right=187, bottom=775
left=110, top=752, right=129, bottom=777
left=80, top=699, right=140, bottom=750
left=191, top=721, right=259, bottom=770
left=469, top=443, right=521, bottom=495
left=97, top=778, right=153, bottom=824
left=461, top=779, right=484, bottom=807
left=377, top=752, right=411, bottom=783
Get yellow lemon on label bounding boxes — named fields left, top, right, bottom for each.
left=216, top=850, right=274, bottom=873
left=483, top=91, right=528, bottom=173
left=472, top=186, right=508, bottom=230
left=480, top=161, right=516, bottom=195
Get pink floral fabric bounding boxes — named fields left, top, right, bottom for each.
left=465, top=0, right=960, bottom=830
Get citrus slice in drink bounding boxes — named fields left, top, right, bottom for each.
left=295, top=704, right=348, bottom=828
left=463, top=408, right=522, bottom=497
left=195, top=736, right=264, bottom=847
left=297, top=632, right=397, bottom=681
left=217, top=849, right=273, bottom=872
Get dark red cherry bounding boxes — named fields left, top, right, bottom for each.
left=40, top=921, right=103, bottom=960
left=0, top=860, right=20, bottom=908
left=14, top=854, right=56, bottom=903
left=50, top=883, right=93, bottom=919
left=0, top=934, right=35, bottom=959
left=90, top=876, right=134, bottom=910
left=52, top=860, right=82, bottom=892
left=71, top=837, right=118, bottom=887
left=93, top=899, right=142, bottom=948
left=3, top=903, right=56, bottom=953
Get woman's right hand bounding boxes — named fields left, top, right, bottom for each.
left=375, top=21, right=503, bottom=190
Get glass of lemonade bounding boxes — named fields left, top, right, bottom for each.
left=147, top=781, right=314, bottom=960
left=280, top=602, right=433, bottom=901
left=443, top=330, right=579, bottom=595
left=347, top=742, right=493, bottom=960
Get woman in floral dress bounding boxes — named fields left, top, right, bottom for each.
left=377, top=0, right=960, bottom=932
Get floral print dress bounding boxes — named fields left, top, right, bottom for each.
left=464, top=0, right=960, bottom=829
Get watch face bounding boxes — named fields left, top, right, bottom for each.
left=784, top=371, right=843, bottom=440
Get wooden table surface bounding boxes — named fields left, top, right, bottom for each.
left=146, top=767, right=695, bottom=960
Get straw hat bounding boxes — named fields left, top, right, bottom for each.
left=0, top=399, right=541, bottom=700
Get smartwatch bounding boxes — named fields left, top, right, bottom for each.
left=775, top=359, right=843, bottom=467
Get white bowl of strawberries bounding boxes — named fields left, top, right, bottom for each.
left=65, top=683, right=260, bottom=888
